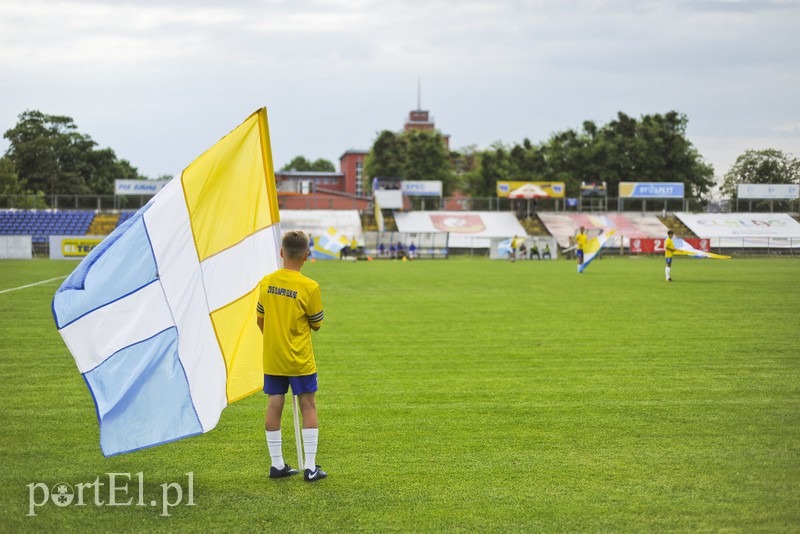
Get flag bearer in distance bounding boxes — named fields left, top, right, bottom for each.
left=257, top=230, right=327, bottom=482
left=574, top=226, right=587, bottom=272
left=664, top=230, right=676, bottom=281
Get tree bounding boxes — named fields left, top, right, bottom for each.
left=0, top=155, right=46, bottom=208
left=403, top=130, right=455, bottom=194
left=280, top=156, right=335, bottom=172
left=3, top=110, right=147, bottom=200
left=469, top=144, right=510, bottom=198
left=364, top=130, right=406, bottom=183
left=720, top=149, right=800, bottom=198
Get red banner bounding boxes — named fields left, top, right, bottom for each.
left=629, top=238, right=710, bottom=254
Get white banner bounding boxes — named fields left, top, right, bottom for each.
left=374, top=190, right=404, bottom=209
left=0, top=236, right=32, bottom=259
left=737, top=183, right=799, bottom=199
left=394, top=211, right=526, bottom=248
left=114, top=179, right=170, bottom=196
left=280, top=210, right=363, bottom=244
left=675, top=212, right=800, bottom=238
left=401, top=181, right=442, bottom=196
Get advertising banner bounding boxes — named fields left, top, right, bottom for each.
left=0, top=236, right=32, bottom=259
left=49, top=236, right=105, bottom=259
left=280, top=210, right=363, bottom=243
left=496, top=181, right=565, bottom=198
left=401, top=181, right=442, bottom=196
left=619, top=182, right=684, bottom=198
left=394, top=211, right=526, bottom=248
left=115, top=179, right=170, bottom=196
left=630, top=238, right=710, bottom=254
left=737, top=183, right=799, bottom=199
left=675, top=212, right=800, bottom=238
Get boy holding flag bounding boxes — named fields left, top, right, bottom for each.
left=256, top=230, right=327, bottom=482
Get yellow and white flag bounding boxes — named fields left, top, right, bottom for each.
left=578, top=229, right=616, bottom=272
left=53, top=108, right=281, bottom=456
left=673, top=238, right=730, bottom=259
left=312, top=226, right=349, bottom=260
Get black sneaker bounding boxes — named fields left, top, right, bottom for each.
left=304, top=465, right=327, bottom=482
left=269, top=464, right=299, bottom=479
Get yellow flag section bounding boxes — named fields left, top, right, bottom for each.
left=578, top=229, right=616, bottom=273
left=673, top=238, right=731, bottom=260
left=182, top=108, right=282, bottom=402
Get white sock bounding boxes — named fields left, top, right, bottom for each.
left=266, top=430, right=284, bottom=469
left=665, top=266, right=671, bottom=279
left=302, top=428, right=318, bottom=471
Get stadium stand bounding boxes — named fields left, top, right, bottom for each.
left=116, top=211, right=137, bottom=227
left=537, top=212, right=670, bottom=248
left=88, top=213, right=120, bottom=235
left=0, top=210, right=95, bottom=243
left=519, top=214, right=549, bottom=236
left=658, top=214, right=696, bottom=237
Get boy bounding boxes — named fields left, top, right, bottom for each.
left=664, top=230, right=676, bottom=282
left=256, top=230, right=327, bottom=482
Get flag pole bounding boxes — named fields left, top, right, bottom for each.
left=291, top=395, right=303, bottom=470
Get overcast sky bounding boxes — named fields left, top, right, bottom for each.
left=1, top=0, right=798, bottom=187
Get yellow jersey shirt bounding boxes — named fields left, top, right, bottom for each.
left=575, top=233, right=587, bottom=250
left=665, top=237, right=675, bottom=258
left=256, top=268, right=323, bottom=376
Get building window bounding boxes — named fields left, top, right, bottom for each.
left=356, top=161, right=363, bottom=196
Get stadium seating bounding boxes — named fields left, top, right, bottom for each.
left=0, top=210, right=95, bottom=243
left=116, top=211, right=137, bottom=227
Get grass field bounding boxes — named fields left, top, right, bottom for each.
left=1, top=256, right=799, bottom=532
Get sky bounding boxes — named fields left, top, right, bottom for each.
left=1, top=0, right=798, bottom=190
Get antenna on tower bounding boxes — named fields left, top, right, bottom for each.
left=417, top=78, right=421, bottom=110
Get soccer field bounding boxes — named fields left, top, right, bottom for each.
left=1, top=256, right=798, bottom=531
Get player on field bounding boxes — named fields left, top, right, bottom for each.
left=574, top=227, right=587, bottom=272
left=664, top=230, right=676, bottom=282
left=256, top=230, right=327, bottom=482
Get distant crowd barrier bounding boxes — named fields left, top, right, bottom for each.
left=363, top=231, right=449, bottom=259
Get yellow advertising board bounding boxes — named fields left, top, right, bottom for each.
left=61, top=238, right=104, bottom=257
left=496, top=181, right=565, bottom=198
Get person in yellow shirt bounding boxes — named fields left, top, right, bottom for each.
left=664, top=230, right=676, bottom=282
left=256, top=230, right=326, bottom=482
left=509, top=236, right=521, bottom=262
left=574, top=226, right=587, bottom=273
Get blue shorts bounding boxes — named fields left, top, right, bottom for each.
left=576, top=250, right=584, bottom=260
left=263, top=373, right=318, bottom=395
left=665, top=257, right=672, bottom=266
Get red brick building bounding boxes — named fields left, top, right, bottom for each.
left=339, top=149, right=369, bottom=197
left=404, top=109, right=450, bottom=150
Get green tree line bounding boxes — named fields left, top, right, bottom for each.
left=3, top=109, right=796, bottom=210
left=365, top=111, right=721, bottom=200
left=1, top=110, right=146, bottom=208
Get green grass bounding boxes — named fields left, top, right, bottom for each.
left=1, top=256, right=799, bottom=532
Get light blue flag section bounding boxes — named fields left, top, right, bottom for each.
left=496, top=238, right=513, bottom=259
left=53, top=206, right=156, bottom=329
left=84, top=327, right=202, bottom=455
left=52, top=202, right=186, bottom=456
